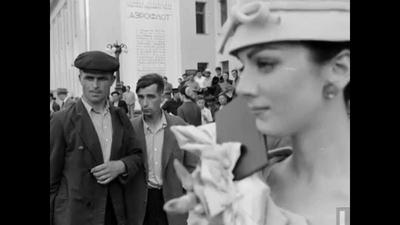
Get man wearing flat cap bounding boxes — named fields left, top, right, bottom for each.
left=50, top=51, right=143, bottom=225
left=57, top=88, right=75, bottom=111
left=50, top=92, right=60, bottom=119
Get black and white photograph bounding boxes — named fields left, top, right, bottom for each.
left=50, top=0, right=350, bottom=225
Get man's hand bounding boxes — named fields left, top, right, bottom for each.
left=90, top=160, right=126, bottom=184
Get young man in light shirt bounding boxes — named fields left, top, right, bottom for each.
left=127, top=73, right=198, bottom=225
left=194, top=70, right=206, bottom=88
left=196, top=95, right=213, bottom=125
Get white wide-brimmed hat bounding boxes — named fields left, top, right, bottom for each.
left=218, top=0, right=350, bottom=54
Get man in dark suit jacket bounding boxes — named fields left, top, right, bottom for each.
left=126, top=73, right=198, bottom=225
left=56, top=88, right=75, bottom=110
left=161, top=89, right=182, bottom=116
left=111, top=91, right=129, bottom=114
left=50, top=51, right=143, bottom=225
left=50, top=93, right=60, bottom=119
left=177, top=86, right=202, bottom=126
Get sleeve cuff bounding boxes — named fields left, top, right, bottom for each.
left=120, top=161, right=128, bottom=177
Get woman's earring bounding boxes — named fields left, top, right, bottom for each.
left=323, top=83, right=339, bottom=99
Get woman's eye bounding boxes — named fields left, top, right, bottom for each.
left=256, top=60, right=276, bottom=72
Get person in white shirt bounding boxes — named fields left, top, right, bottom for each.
left=196, top=95, right=213, bottom=124
left=202, top=69, right=213, bottom=88
left=194, top=70, right=206, bottom=89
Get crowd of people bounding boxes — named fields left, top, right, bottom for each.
left=51, top=66, right=241, bottom=126
left=160, top=66, right=240, bottom=126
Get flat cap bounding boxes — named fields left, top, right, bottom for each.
left=56, top=88, right=68, bottom=94
left=74, top=51, right=119, bottom=73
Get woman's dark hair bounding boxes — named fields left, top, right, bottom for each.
left=212, top=76, right=220, bottom=85
left=300, top=41, right=350, bottom=104
left=179, top=86, right=191, bottom=99
left=196, top=95, right=205, bottom=101
left=136, top=73, right=164, bottom=94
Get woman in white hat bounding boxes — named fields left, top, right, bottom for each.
left=163, top=0, right=349, bottom=224
left=218, top=0, right=350, bottom=224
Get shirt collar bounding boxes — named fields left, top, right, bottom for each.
left=143, top=110, right=168, bottom=133
left=81, top=96, right=110, bottom=115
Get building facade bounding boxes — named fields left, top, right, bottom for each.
left=50, top=0, right=240, bottom=97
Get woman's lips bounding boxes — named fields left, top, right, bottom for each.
left=249, top=106, right=270, bottom=116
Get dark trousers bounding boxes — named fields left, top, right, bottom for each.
left=143, top=188, right=169, bottom=225
left=105, top=193, right=118, bottom=225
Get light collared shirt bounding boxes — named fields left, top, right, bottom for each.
left=81, top=97, right=113, bottom=162
left=203, top=76, right=213, bottom=88
left=142, top=112, right=167, bottom=189
left=194, top=76, right=206, bottom=88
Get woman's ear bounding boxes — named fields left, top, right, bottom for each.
left=327, top=49, right=350, bottom=90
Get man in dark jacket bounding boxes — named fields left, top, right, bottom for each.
left=111, top=91, right=129, bottom=114
left=161, top=88, right=182, bottom=116
left=50, top=93, right=60, bottom=119
left=57, top=88, right=75, bottom=110
left=177, top=86, right=202, bottom=126
left=50, top=51, right=143, bottom=225
left=126, top=74, right=198, bottom=225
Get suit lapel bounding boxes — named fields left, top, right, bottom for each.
left=137, top=117, right=149, bottom=174
left=109, top=106, right=123, bottom=161
left=162, top=112, right=175, bottom=173
left=73, top=100, right=104, bottom=164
